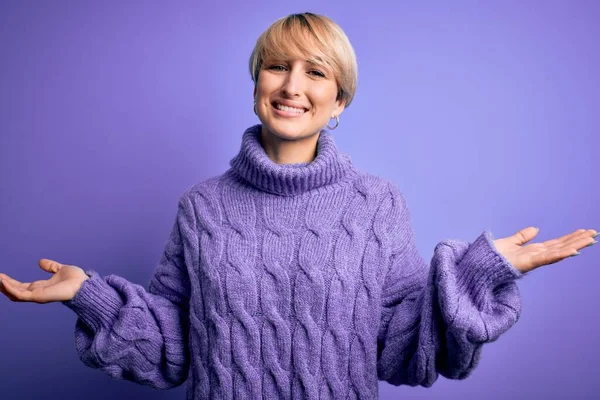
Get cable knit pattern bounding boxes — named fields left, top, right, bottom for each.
left=62, top=124, right=523, bottom=399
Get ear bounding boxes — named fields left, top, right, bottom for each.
left=332, top=98, right=347, bottom=118
left=253, top=85, right=257, bottom=100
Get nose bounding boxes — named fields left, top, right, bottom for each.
left=281, top=67, right=304, bottom=98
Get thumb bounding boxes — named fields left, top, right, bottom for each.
left=38, top=259, right=64, bottom=274
left=513, top=226, right=540, bottom=245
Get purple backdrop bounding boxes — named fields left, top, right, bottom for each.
left=1, top=1, right=599, bottom=399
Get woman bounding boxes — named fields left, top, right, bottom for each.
left=0, top=12, right=597, bottom=400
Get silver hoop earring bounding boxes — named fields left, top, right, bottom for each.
left=327, top=115, right=339, bottom=130
left=253, top=101, right=257, bottom=116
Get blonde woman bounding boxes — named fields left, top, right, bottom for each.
left=0, top=12, right=597, bottom=400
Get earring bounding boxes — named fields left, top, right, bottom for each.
left=327, top=115, right=339, bottom=130
left=253, top=100, right=257, bottom=116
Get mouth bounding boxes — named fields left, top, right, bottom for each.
left=271, top=101, right=309, bottom=117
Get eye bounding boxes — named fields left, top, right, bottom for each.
left=268, top=65, right=286, bottom=71
left=309, top=69, right=326, bottom=78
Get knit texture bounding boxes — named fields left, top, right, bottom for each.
left=62, top=124, right=523, bottom=399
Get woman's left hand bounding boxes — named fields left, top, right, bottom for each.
left=493, top=227, right=598, bottom=274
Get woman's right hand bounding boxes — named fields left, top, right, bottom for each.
left=0, top=259, right=89, bottom=304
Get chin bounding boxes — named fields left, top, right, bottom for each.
left=262, top=120, right=320, bottom=141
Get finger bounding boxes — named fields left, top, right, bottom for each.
left=562, top=235, right=597, bottom=253
left=514, top=226, right=540, bottom=245
left=0, top=276, right=34, bottom=291
left=0, top=274, right=27, bottom=289
left=0, top=280, right=19, bottom=302
left=0, top=279, right=31, bottom=302
left=529, top=234, right=595, bottom=271
left=541, top=229, right=586, bottom=248
left=541, top=229, right=594, bottom=249
left=39, top=259, right=63, bottom=274
left=0, top=273, right=53, bottom=294
left=1, top=280, right=53, bottom=303
left=557, top=229, right=597, bottom=250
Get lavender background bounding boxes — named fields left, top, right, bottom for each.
left=1, top=1, right=599, bottom=399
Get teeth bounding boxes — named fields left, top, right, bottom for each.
left=276, top=103, right=306, bottom=114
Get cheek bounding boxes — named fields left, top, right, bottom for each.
left=255, top=75, right=272, bottom=98
left=310, top=86, right=338, bottom=109
left=255, top=84, right=269, bottom=100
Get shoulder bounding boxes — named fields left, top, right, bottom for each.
left=351, top=170, right=407, bottom=208
left=348, top=173, right=413, bottom=241
left=168, top=173, right=235, bottom=227
left=174, top=171, right=235, bottom=209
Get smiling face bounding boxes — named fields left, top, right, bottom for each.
left=253, top=57, right=346, bottom=141
left=249, top=13, right=358, bottom=144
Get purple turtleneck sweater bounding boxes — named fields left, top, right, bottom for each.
left=62, top=124, right=523, bottom=399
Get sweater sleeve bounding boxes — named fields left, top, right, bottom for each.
left=376, top=184, right=524, bottom=387
left=61, top=194, right=196, bottom=390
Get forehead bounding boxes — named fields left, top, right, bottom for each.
left=262, top=26, right=333, bottom=65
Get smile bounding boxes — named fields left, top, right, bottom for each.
left=271, top=102, right=308, bottom=117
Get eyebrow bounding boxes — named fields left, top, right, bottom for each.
left=305, top=58, right=331, bottom=70
left=264, top=55, right=323, bottom=64
left=263, top=57, right=331, bottom=72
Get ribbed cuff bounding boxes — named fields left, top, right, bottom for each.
left=456, top=231, right=523, bottom=310
left=61, top=270, right=123, bottom=332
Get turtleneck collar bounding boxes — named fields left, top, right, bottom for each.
left=229, top=124, right=355, bottom=197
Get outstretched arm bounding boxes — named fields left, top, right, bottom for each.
left=376, top=184, right=523, bottom=386
left=61, top=193, right=197, bottom=389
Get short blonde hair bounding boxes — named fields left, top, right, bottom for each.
left=249, top=12, right=358, bottom=108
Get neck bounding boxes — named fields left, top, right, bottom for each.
left=230, top=124, right=355, bottom=196
left=260, top=126, right=319, bottom=164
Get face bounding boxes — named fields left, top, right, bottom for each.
left=253, top=57, right=345, bottom=141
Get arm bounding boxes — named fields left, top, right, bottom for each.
left=61, top=194, right=196, bottom=389
left=376, top=184, right=523, bottom=387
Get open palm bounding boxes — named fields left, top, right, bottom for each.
left=493, top=227, right=598, bottom=274
left=0, top=259, right=88, bottom=304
